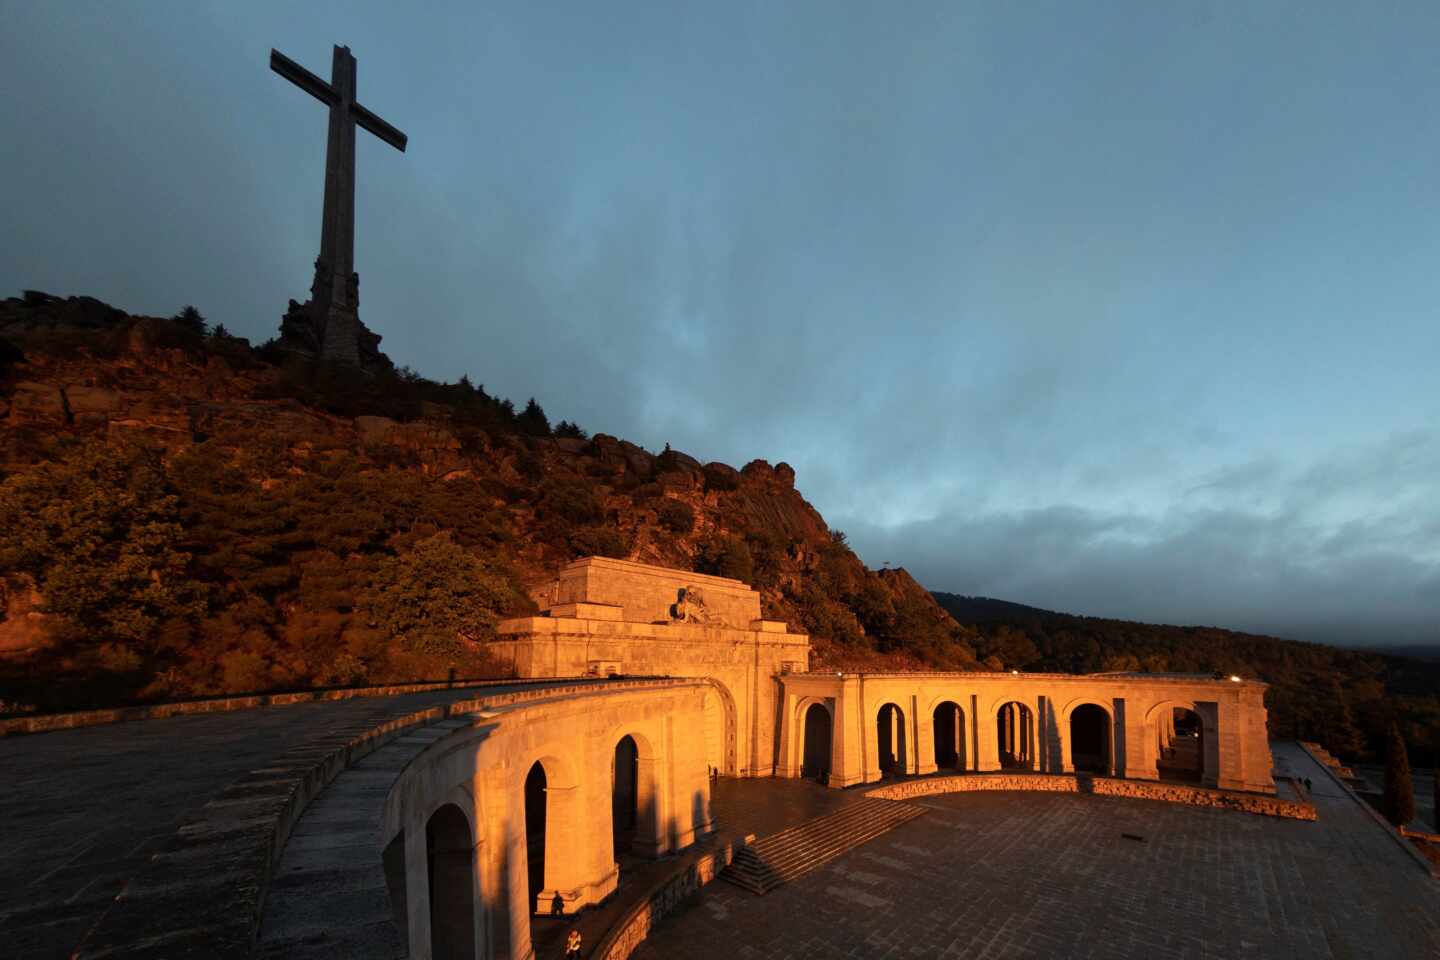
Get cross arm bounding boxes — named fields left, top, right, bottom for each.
left=270, top=49, right=336, bottom=106
left=353, top=101, right=408, bottom=152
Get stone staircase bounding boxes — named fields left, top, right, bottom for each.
left=722, top=797, right=926, bottom=895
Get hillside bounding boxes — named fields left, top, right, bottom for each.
left=0, top=292, right=982, bottom=714
left=933, top=591, right=1440, bottom=764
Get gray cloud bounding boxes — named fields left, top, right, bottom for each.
left=3, top=3, right=1439, bottom=649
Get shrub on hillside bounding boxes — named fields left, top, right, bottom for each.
left=657, top=499, right=695, bottom=535
left=695, top=534, right=754, bottom=584
left=362, top=533, right=520, bottom=656
left=0, top=440, right=205, bottom=666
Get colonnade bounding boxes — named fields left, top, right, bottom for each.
left=777, top=672, right=1272, bottom=794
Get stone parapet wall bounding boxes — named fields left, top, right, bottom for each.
left=863, top=773, right=1317, bottom=820
left=592, top=834, right=753, bottom=960
left=0, top=675, right=594, bottom=737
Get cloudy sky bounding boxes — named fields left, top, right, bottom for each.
left=3, top=2, right=1438, bottom=649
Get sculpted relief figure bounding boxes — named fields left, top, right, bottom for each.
left=671, top=586, right=710, bottom=624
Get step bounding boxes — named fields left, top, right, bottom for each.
left=721, top=798, right=925, bottom=895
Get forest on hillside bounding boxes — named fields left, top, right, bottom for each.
left=935, top=591, right=1440, bottom=766
left=0, top=295, right=982, bottom=714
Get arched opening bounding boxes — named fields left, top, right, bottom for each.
left=877, top=703, right=907, bottom=777
left=996, top=701, right=1034, bottom=770
left=801, top=703, right=833, bottom=782
left=932, top=701, right=966, bottom=771
left=612, top=735, right=639, bottom=854
left=523, top=761, right=547, bottom=914
left=426, top=804, right=475, bottom=960
left=702, top=681, right=739, bottom=777
left=1157, top=706, right=1204, bottom=782
left=1070, top=704, right=1111, bottom=774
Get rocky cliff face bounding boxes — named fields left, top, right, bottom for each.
left=0, top=293, right=980, bottom=707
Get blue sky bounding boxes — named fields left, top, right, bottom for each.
left=3, top=2, right=1437, bottom=647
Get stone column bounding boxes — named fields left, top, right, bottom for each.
left=1198, top=702, right=1222, bottom=789
left=535, top=782, right=619, bottom=914
left=976, top=700, right=1001, bottom=772
left=1059, top=707, right=1074, bottom=774
left=831, top=679, right=865, bottom=788
left=917, top=696, right=937, bottom=775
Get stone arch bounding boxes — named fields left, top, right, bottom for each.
left=603, top=726, right=664, bottom=859
left=1061, top=700, right=1114, bottom=775
left=930, top=699, right=967, bottom=771
left=1144, top=699, right=1209, bottom=784
left=874, top=700, right=909, bottom=777
left=517, top=750, right=580, bottom=917
left=799, top=699, right=834, bottom=782
left=426, top=802, right=475, bottom=960
left=700, top=679, right=739, bottom=777
left=990, top=698, right=1037, bottom=770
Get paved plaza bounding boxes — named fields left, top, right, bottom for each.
left=635, top=747, right=1440, bottom=960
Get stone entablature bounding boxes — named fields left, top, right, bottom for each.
left=528, top=556, right=764, bottom=629
left=777, top=670, right=1275, bottom=794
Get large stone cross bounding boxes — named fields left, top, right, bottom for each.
left=271, top=45, right=407, bottom=367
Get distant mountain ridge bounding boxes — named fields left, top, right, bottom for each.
left=928, top=592, right=1066, bottom=624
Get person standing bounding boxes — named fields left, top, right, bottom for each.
left=565, top=929, right=582, bottom=958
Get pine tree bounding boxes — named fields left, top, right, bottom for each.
left=171, top=305, right=208, bottom=335
left=518, top=398, right=551, bottom=437
left=1382, top=721, right=1415, bottom=827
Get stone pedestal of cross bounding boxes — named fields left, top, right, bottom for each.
left=271, top=45, right=407, bottom=367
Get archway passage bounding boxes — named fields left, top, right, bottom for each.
left=1070, top=704, right=1111, bottom=774
left=877, top=703, right=908, bottom=777
left=996, top=701, right=1034, bottom=770
left=426, top=804, right=475, bottom=960
left=933, top=701, right=966, bottom=771
left=524, top=761, right=547, bottom=914
left=612, top=735, right=639, bottom=854
left=1157, top=707, right=1204, bottom=782
left=801, top=703, right=833, bottom=782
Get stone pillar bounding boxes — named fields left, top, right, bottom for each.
left=1198, top=702, right=1221, bottom=789
left=954, top=705, right=967, bottom=771
left=831, top=679, right=864, bottom=787
left=536, top=783, right=618, bottom=914
left=917, top=696, right=937, bottom=775
left=976, top=700, right=1000, bottom=772
left=1111, top=699, right=1126, bottom=778
left=1059, top=707, right=1074, bottom=774
left=776, top=692, right=798, bottom=779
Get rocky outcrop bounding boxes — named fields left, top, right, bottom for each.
left=274, top=298, right=393, bottom=376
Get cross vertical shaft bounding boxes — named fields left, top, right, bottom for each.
left=315, top=46, right=360, bottom=366
left=271, top=44, right=407, bottom=368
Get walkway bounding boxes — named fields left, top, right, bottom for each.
left=634, top=746, right=1440, bottom=959
left=0, top=681, right=576, bottom=960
